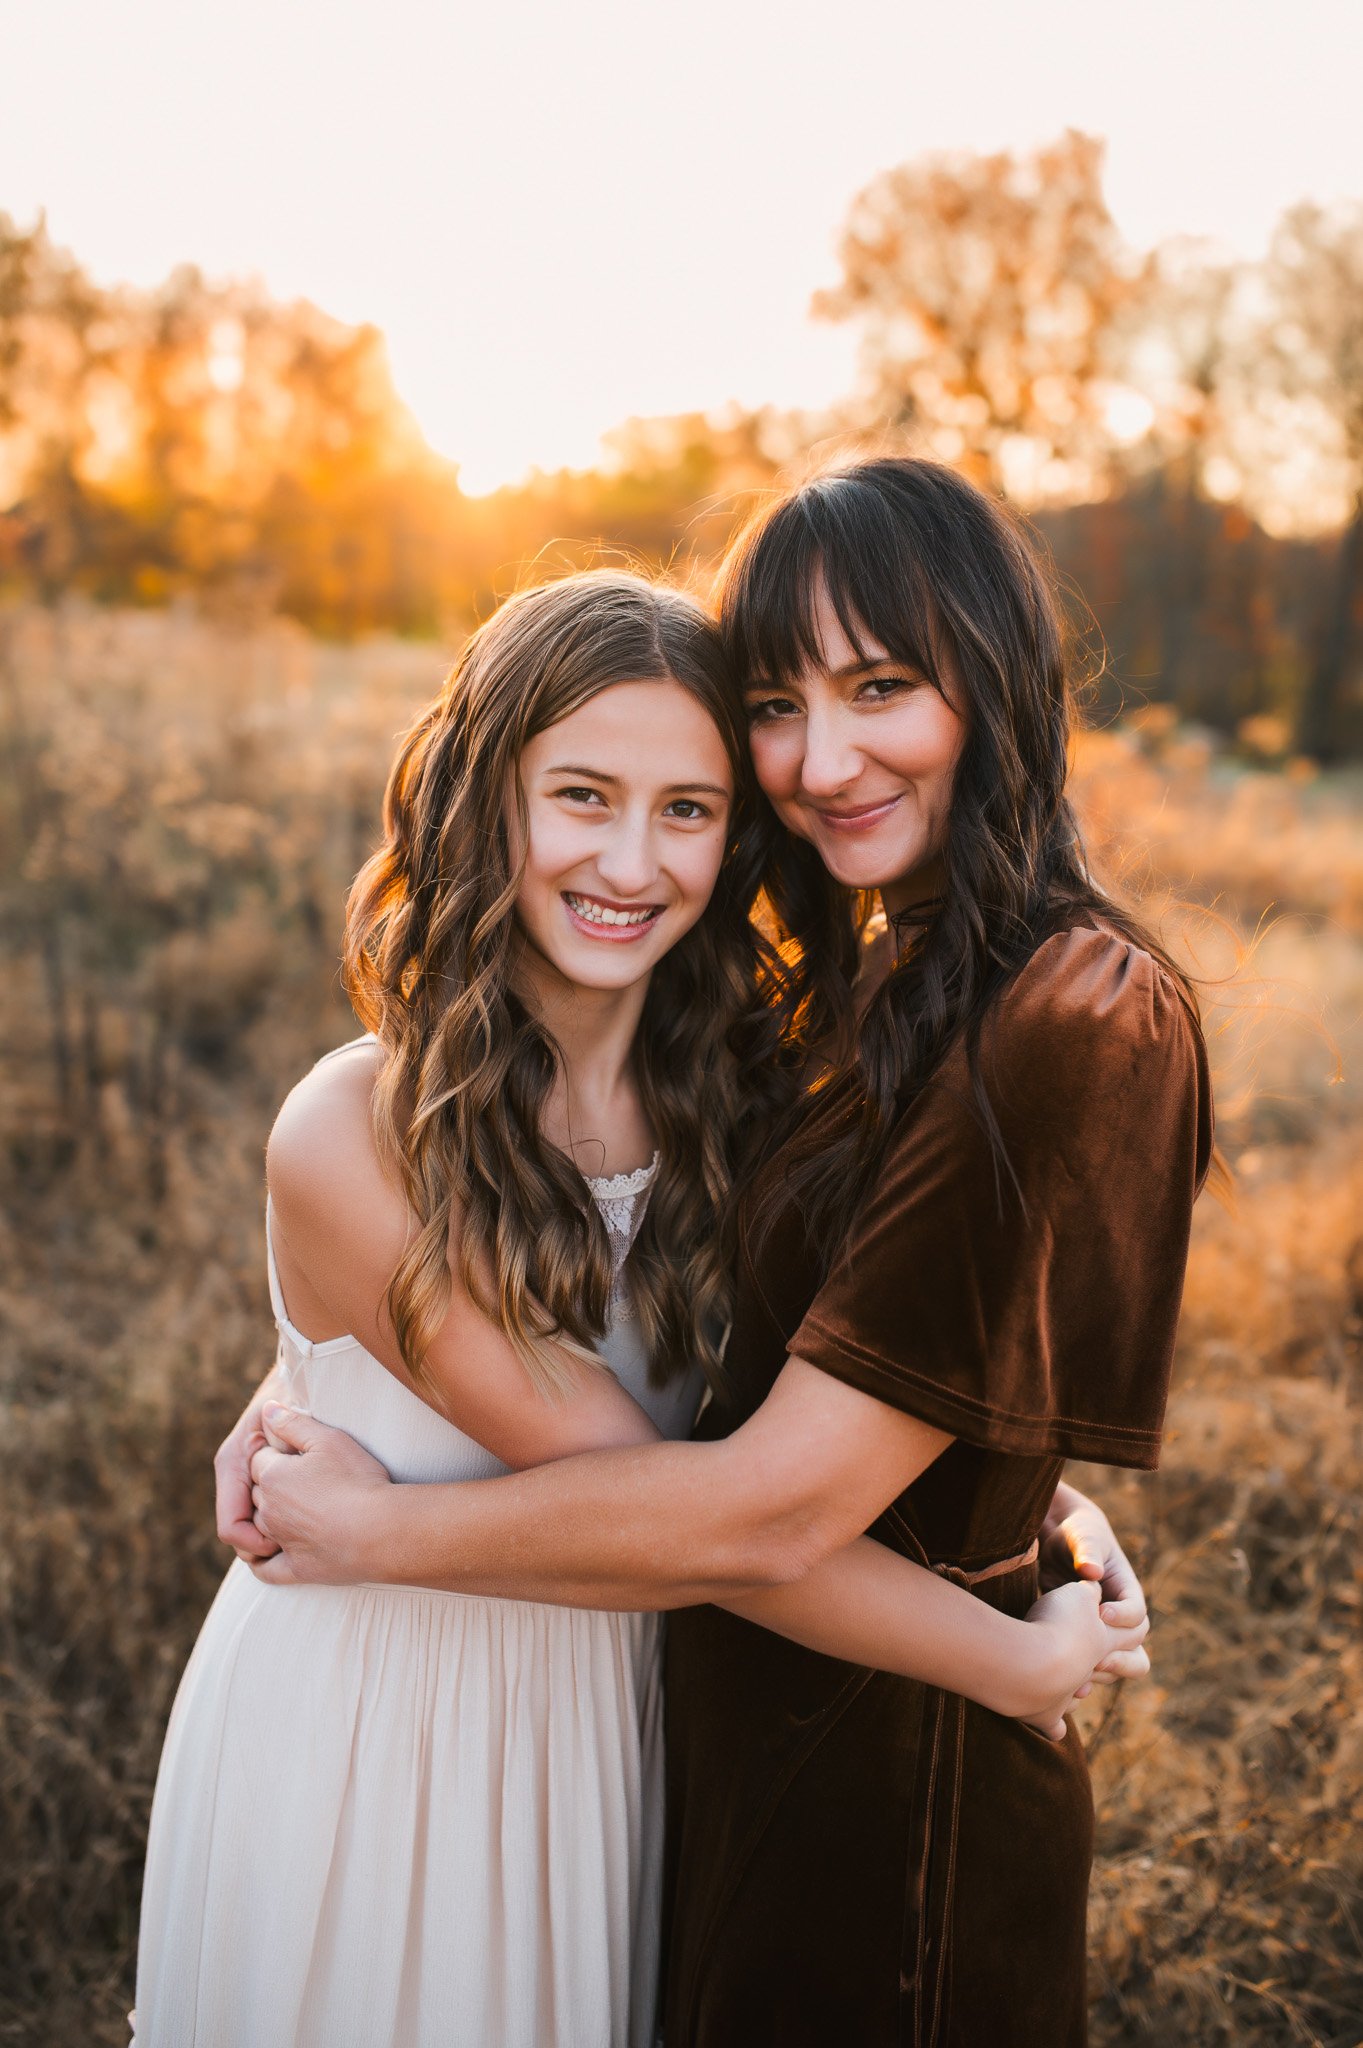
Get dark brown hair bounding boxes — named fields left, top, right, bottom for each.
left=718, top=455, right=1205, bottom=1244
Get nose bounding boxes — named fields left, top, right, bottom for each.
left=799, top=700, right=862, bottom=800
left=593, top=809, right=662, bottom=899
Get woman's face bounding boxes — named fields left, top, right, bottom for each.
left=513, top=679, right=734, bottom=995
left=743, top=577, right=965, bottom=916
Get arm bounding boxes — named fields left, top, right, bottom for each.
left=722, top=1539, right=1139, bottom=1730
left=254, top=1356, right=952, bottom=1604
left=265, top=1045, right=661, bottom=1467
left=251, top=1358, right=1145, bottom=1721
left=216, top=1045, right=662, bottom=1553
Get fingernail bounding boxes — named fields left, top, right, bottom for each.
left=263, top=1402, right=289, bottom=1423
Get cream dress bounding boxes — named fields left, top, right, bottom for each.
left=133, top=1046, right=701, bottom=2048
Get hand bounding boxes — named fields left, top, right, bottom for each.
left=214, top=1375, right=282, bottom=1562
left=1039, top=1487, right=1149, bottom=1676
left=1018, top=1579, right=1151, bottom=1742
left=247, top=1403, right=394, bottom=1586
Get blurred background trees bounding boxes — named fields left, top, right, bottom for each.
left=1, top=132, right=1361, bottom=755
left=813, top=129, right=1141, bottom=505
left=1261, top=201, right=1363, bottom=761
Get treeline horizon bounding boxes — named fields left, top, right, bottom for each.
left=3, top=132, right=1362, bottom=756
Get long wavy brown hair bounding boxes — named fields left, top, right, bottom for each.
left=718, top=456, right=1213, bottom=1252
left=342, top=570, right=775, bottom=1401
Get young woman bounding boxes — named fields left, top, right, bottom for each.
left=244, top=464, right=1210, bottom=2046
left=137, top=566, right=1137, bottom=2048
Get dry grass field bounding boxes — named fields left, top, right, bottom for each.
left=1, top=604, right=1360, bottom=2046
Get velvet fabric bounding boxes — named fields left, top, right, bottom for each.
left=662, top=922, right=1214, bottom=2047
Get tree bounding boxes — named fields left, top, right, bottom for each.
left=814, top=130, right=1143, bottom=504
left=1131, top=240, right=1248, bottom=702
left=0, top=216, right=450, bottom=629
left=0, top=212, right=118, bottom=596
left=1264, top=202, right=1363, bottom=761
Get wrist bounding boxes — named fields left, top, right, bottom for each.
left=348, top=1476, right=407, bottom=1584
left=996, top=1617, right=1067, bottom=1719
left=959, top=1608, right=1051, bottom=1719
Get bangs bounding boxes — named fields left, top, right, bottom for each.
left=721, top=475, right=948, bottom=692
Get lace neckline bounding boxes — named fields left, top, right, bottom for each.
left=582, top=1153, right=659, bottom=1321
left=581, top=1152, right=660, bottom=1199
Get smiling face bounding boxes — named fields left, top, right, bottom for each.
left=512, top=678, right=735, bottom=994
left=743, top=576, right=966, bottom=919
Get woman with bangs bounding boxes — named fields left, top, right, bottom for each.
left=240, top=461, right=1212, bottom=2044
left=137, top=564, right=1138, bottom=2048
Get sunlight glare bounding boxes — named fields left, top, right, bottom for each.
left=1102, top=386, right=1157, bottom=446
left=206, top=319, right=245, bottom=394
left=396, top=349, right=631, bottom=496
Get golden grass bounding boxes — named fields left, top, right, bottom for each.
left=1, top=607, right=1360, bottom=2045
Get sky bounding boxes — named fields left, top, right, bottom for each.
left=3, top=0, right=1361, bottom=492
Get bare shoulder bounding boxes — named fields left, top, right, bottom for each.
left=266, top=1039, right=391, bottom=1221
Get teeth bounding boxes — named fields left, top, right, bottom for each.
left=566, top=894, right=658, bottom=928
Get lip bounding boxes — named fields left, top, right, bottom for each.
left=561, top=891, right=667, bottom=944
left=809, top=794, right=904, bottom=835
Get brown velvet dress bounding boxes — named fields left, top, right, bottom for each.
left=662, top=921, right=1214, bottom=2048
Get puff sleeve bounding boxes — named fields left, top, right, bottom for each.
left=788, top=925, right=1214, bottom=1469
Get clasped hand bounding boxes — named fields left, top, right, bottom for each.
left=214, top=1386, right=393, bottom=1587
left=1019, top=1489, right=1153, bottom=1739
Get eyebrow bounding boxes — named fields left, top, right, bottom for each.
left=830, top=655, right=901, bottom=678
left=545, top=763, right=731, bottom=798
left=743, top=656, right=906, bottom=692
